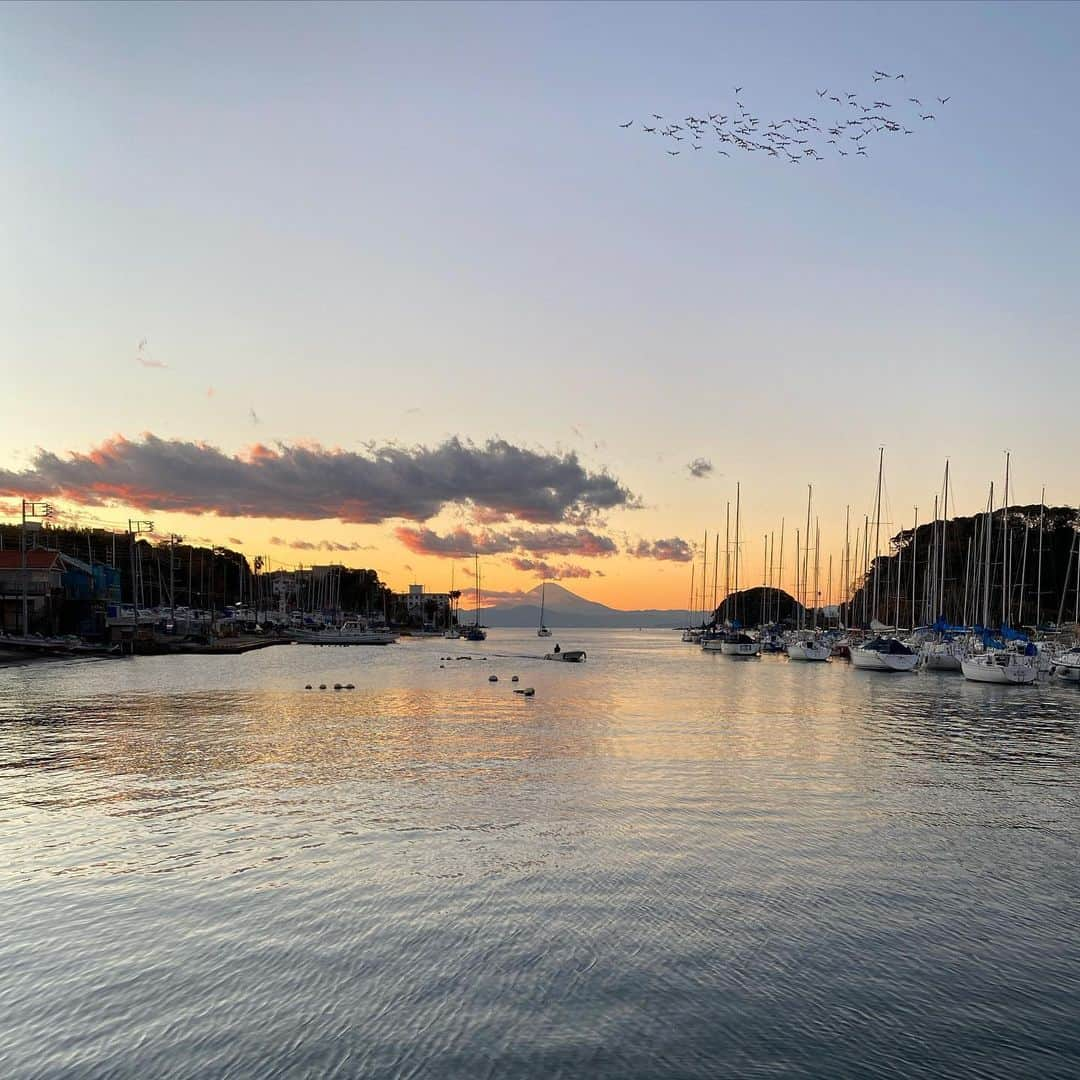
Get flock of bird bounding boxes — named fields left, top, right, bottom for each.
left=621, top=72, right=950, bottom=165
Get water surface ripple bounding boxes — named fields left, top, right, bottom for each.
left=1, top=631, right=1078, bottom=1078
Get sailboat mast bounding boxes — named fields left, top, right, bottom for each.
left=894, top=516, right=903, bottom=630
left=982, top=483, right=994, bottom=627
left=733, top=483, right=741, bottom=623
left=939, top=460, right=949, bottom=621
left=712, top=534, right=720, bottom=622
left=1002, top=451, right=1011, bottom=627
left=813, top=518, right=820, bottom=632
left=794, top=530, right=801, bottom=630
left=1036, top=488, right=1045, bottom=628
left=701, top=529, right=708, bottom=628
left=843, top=505, right=850, bottom=628
left=803, top=484, right=812, bottom=632
left=724, top=503, right=731, bottom=619
left=911, top=506, right=919, bottom=627
left=871, top=447, right=884, bottom=624
left=776, top=519, right=785, bottom=624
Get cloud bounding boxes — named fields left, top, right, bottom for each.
left=628, top=537, right=694, bottom=562
left=227, top=536, right=243, bottom=545
left=0, top=433, right=634, bottom=525
left=509, top=557, right=595, bottom=579
left=687, top=457, right=713, bottom=479
left=395, top=525, right=617, bottom=559
left=269, top=536, right=376, bottom=552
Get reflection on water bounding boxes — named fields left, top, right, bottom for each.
left=2, top=631, right=1078, bottom=1078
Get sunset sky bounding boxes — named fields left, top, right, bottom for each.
left=4, top=2, right=1078, bottom=609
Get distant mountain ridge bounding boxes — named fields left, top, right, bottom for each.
left=483, top=583, right=689, bottom=628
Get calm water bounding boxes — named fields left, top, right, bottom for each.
left=1, top=630, right=1078, bottom=1079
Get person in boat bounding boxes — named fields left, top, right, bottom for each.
left=553, top=643, right=560, bottom=654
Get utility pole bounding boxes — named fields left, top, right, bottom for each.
left=128, top=520, right=154, bottom=609
left=21, top=500, right=53, bottom=635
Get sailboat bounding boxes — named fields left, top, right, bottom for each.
left=537, top=582, right=552, bottom=637
left=462, top=553, right=487, bottom=641
left=788, top=484, right=829, bottom=661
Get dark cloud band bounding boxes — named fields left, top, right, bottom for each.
left=0, top=433, right=633, bottom=525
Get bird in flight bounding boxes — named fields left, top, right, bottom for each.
left=817, top=88, right=828, bottom=97
left=938, top=96, right=950, bottom=104
left=249, top=407, right=261, bottom=425
left=619, top=121, right=633, bottom=128
left=734, top=86, right=743, bottom=93
left=667, top=150, right=680, bottom=156
left=921, top=113, right=935, bottom=120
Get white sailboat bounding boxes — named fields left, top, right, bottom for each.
left=961, top=646, right=1038, bottom=684
left=537, top=582, right=552, bottom=637
left=850, top=636, right=919, bottom=672
left=788, top=484, right=829, bottom=662
left=1051, top=646, right=1080, bottom=682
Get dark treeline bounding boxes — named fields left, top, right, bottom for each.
left=0, top=522, right=393, bottom=615
left=844, top=504, right=1080, bottom=629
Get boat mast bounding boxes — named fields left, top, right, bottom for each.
left=768, top=531, right=775, bottom=624
left=803, top=484, right=812, bottom=632
left=1017, top=522, right=1029, bottom=626
left=733, top=483, right=740, bottom=624
left=894, top=516, right=903, bottom=630
left=539, top=581, right=546, bottom=630
left=724, top=503, right=731, bottom=621
left=794, top=529, right=801, bottom=630
left=962, top=535, right=972, bottom=628
left=1002, top=451, right=1011, bottom=627
left=982, top=483, right=993, bottom=627
left=708, top=533, right=717, bottom=622
left=1036, top=488, right=1045, bottom=628
left=843, top=505, right=850, bottom=628
left=686, top=562, right=695, bottom=631
left=911, top=506, right=919, bottom=627
left=776, top=519, right=785, bottom=624
left=761, top=535, right=767, bottom=626
left=938, top=459, right=949, bottom=622
left=871, top=447, right=884, bottom=624
left=700, top=529, right=708, bottom=628
left=861, top=515, right=869, bottom=627
left=813, top=518, right=820, bottom=631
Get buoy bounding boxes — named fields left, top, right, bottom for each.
left=523, top=687, right=535, bottom=696
left=319, top=684, right=327, bottom=690
left=439, top=664, right=445, bottom=668
left=304, top=684, right=312, bottom=690
left=511, top=675, right=519, bottom=682
left=489, top=675, right=498, bottom=682
left=345, top=683, right=355, bottom=690
left=333, top=683, right=342, bottom=690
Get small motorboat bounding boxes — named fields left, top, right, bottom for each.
left=545, top=649, right=586, bottom=663
left=850, top=636, right=918, bottom=672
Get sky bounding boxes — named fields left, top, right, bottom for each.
left=2, top=1, right=1078, bottom=609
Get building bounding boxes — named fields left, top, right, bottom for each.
left=393, top=584, right=452, bottom=628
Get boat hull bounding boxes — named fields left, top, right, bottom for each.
left=545, top=650, right=586, bottom=663
left=1051, top=657, right=1080, bottom=682
left=850, top=647, right=918, bottom=672
left=961, top=655, right=1037, bottom=684
left=720, top=642, right=761, bottom=657
left=787, top=641, right=830, bottom=662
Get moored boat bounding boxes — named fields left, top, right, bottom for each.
left=545, top=649, right=586, bottom=663
left=720, top=633, right=761, bottom=657
left=291, top=621, right=397, bottom=645
left=850, top=636, right=918, bottom=672
left=961, top=646, right=1038, bottom=685
left=787, top=635, right=830, bottom=662
left=1050, top=646, right=1080, bottom=682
